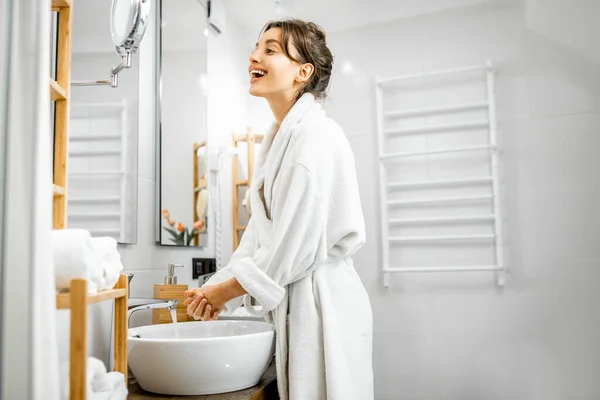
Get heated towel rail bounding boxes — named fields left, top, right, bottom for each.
left=375, top=61, right=505, bottom=287
left=68, top=101, right=128, bottom=240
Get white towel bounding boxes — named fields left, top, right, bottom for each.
left=90, top=237, right=124, bottom=290
left=242, top=185, right=252, bottom=216
left=60, top=357, right=128, bottom=400
left=196, top=187, right=208, bottom=232
left=52, top=229, right=102, bottom=294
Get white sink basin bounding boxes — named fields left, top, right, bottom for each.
left=128, top=321, right=276, bottom=396
left=218, top=305, right=265, bottom=321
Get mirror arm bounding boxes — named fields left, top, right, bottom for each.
left=71, top=52, right=132, bottom=88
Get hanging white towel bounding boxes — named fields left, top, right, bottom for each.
left=205, top=93, right=374, bottom=400
left=60, top=357, right=128, bottom=400
left=196, top=187, right=208, bottom=231
left=242, top=185, right=252, bottom=216
left=90, top=237, right=124, bottom=290
left=52, top=229, right=103, bottom=294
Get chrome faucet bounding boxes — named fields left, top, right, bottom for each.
left=126, top=272, right=180, bottom=324
left=127, top=298, right=180, bottom=324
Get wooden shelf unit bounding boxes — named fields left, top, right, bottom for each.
left=50, top=0, right=73, bottom=229
left=57, top=274, right=129, bottom=400
left=52, top=0, right=73, bottom=8
left=232, top=128, right=263, bottom=250
left=49, top=3, right=123, bottom=398
left=56, top=287, right=127, bottom=310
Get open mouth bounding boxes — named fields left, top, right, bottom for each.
left=250, top=69, right=267, bottom=80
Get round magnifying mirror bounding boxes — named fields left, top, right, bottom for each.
left=110, top=0, right=150, bottom=57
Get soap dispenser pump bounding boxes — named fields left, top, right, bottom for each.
left=152, top=263, right=191, bottom=324
left=165, top=263, right=183, bottom=284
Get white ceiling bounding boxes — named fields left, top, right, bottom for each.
left=223, top=0, right=493, bottom=34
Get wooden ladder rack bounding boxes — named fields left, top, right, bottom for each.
left=56, top=274, right=129, bottom=400
left=232, top=128, right=263, bottom=250
left=51, top=0, right=73, bottom=229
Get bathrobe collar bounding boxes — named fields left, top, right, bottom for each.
left=252, top=93, right=321, bottom=222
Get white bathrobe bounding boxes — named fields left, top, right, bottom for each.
left=206, top=93, right=374, bottom=400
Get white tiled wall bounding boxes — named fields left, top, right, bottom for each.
left=326, top=1, right=600, bottom=399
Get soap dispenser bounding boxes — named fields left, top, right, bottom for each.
left=165, top=263, right=183, bottom=284
left=152, top=263, right=192, bottom=324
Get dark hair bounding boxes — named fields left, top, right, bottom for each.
left=260, top=19, right=334, bottom=101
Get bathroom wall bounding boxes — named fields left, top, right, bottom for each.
left=324, top=0, right=600, bottom=398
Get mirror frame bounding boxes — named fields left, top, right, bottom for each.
left=72, top=0, right=150, bottom=88
left=111, top=0, right=151, bottom=56
left=154, top=0, right=210, bottom=248
left=154, top=0, right=163, bottom=243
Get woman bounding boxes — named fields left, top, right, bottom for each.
left=184, top=19, right=374, bottom=400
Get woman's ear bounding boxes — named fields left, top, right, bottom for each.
left=295, top=63, right=315, bottom=84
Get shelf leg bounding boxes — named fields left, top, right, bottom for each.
left=114, top=274, right=128, bottom=382
left=70, top=279, right=88, bottom=400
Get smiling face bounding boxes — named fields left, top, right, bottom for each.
left=248, top=27, right=312, bottom=102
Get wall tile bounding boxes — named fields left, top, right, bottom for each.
left=526, top=33, right=599, bottom=118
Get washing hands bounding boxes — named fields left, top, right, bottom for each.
left=183, top=278, right=248, bottom=321
left=184, top=285, right=223, bottom=321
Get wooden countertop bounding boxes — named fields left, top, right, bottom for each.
left=127, top=362, right=278, bottom=400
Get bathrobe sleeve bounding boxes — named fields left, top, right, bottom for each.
left=202, top=217, right=258, bottom=314
left=230, top=162, right=330, bottom=315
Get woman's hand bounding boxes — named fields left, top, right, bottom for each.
left=184, top=286, right=221, bottom=321
left=183, top=279, right=248, bottom=321
left=183, top=283, right=230, bottom=321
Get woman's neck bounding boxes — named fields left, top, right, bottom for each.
left=267, top=91, right=296, bottom=125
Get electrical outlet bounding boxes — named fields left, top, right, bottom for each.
left=192, top=258, right=216, bottom=279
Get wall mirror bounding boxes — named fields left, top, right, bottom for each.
left=157, top=0, right=209, bottom=247
left=65, top=0, right=144, bottom=243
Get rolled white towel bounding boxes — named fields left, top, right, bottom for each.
left=90, top=237, right=124, bottom=290
left=60, top=357, right=128, bottom=400
left=52, top=229, right=102, bottom=294
left=91, top=372, right=128, bottom=400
